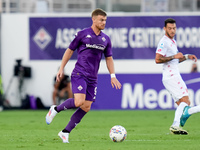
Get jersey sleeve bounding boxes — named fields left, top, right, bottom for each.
left=104, top=36, right=112, bottom=57
left=68, top=31, right=83, bottom=51
left=156, top=40, right=167, bottom=56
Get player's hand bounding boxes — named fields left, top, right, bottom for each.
left=56, top=69, right=64, bottom=82
left=111, top=78, right=122, bottom=89
left=188, top=54, right=197, bottom=62
left=174, top=52, right=184, bottom=59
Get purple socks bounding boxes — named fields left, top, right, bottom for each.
left=56, top=98, right=76, bottom=112
left=65, top=108, right=87, bottom=133
left=56, top=98, right=87, bottom=133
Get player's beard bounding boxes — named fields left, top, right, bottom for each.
left=97, top=24, right=105, bottom=31
left=166, top=31, right=175, bottom=39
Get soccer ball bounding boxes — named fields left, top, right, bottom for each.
left=109, top=125, right=127, bottom=142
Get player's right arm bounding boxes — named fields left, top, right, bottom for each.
left=57, top=30, right=83, bottom=82
left=155, top=52, right=184, bottom=64
left=56, top=48, right=74, bottom=82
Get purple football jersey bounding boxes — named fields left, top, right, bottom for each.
left=69, top=27, right=112, bottom=79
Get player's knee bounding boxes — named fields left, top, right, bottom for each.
left=80, top=103, right=91, bottom=112
left=186, top=100, right=190, bottom=106
left=74, top=99, right=85, bottom=107
left=81, top=106, right=91, bottom=112
left=179, top=96, right=190, bottom=106
left=183, top=97, right=190, bottom=105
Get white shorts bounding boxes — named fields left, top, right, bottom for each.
left=163, top=75, right=189, bottom=102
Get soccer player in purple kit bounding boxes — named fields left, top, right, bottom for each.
left=45, top=8, right=121, bottom=143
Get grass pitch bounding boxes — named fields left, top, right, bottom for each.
left=0, top=109, right=200, bottom=150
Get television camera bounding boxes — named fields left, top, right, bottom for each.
left=14, top=59, right=31, bottom=78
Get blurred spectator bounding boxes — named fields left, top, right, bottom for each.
left=52, top=73, right=73, bottom=105
left=191, top=63, right=198, bottom=73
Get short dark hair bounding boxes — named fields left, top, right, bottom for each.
left=165, top=18, right=176, bottom=27
left=91, top=8, right=107, bottom=17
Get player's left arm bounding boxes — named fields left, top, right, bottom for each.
left=105, top=56, right=122, bottom=90
left=179, top=54, right=197, bottom=63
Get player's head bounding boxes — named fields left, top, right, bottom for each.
left=91, top=8, right=107, bottom=30
left=164, top=18, right=176, bottom=27
left=92, top=8, right=107, bottom=18
left=164, top=18, right=176, bottom=39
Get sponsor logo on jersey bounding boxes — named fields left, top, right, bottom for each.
left=33, top=27, right=52, bottom=50
left=86, top=44, right=105, bottom=50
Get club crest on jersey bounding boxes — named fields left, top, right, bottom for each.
left=78, top=85, right=83, bottom=91
left=102, top=37, right=106, bottom=42
left=33, top=27, right=52, bottom=50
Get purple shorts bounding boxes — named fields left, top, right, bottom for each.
left=71, top=73, right=97, bottom=102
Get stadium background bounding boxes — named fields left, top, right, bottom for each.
left=1, top=0, right=200, bottom=109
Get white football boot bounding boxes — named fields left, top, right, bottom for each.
left=45, top=105, right=57, bottom=125
left=58, top=131, right=69, bottom=143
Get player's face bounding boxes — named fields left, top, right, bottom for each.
left=164, top=23, right=176, bottom=39
left=93, top=15, right=107, bottom=30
